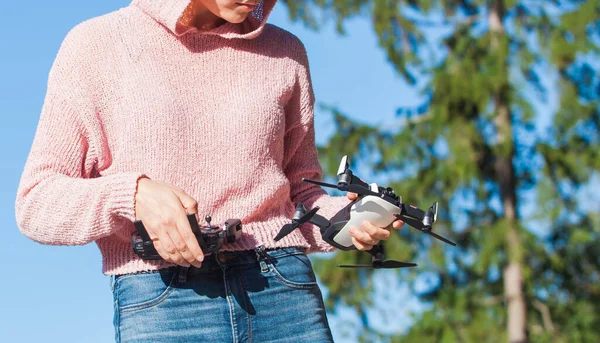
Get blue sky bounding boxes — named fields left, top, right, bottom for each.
left=0, top=1, right=417, bottom=341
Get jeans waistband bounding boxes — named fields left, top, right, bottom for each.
left=219, top=246, right=305, bottom=262
left=182, top=246, right=306, bottom=280
left=208, top=245, right=303, bottom=267
left=115, top=246, right=307, bottom=282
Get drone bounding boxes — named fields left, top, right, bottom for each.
left=274, top=155, right=456, bottom=269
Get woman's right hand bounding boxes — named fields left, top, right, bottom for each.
left=134, top=178, right=204, bottom=268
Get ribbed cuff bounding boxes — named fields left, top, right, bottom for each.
left=107, top=172, right=150, bottom=223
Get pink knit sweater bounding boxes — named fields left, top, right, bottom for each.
left=15, top=0, right=349, bottom=275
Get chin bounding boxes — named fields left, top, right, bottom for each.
left=223, top=13, right=250, bottom=24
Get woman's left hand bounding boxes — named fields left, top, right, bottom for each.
left=346, top=192, right=405, bottom=251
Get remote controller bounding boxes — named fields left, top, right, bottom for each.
left=132, top=214, right=242, bottom=260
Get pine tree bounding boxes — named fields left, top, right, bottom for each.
left=282, top=0, right=600, bottom=341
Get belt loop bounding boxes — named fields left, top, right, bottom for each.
left=254, top=245, right=270, bottom=273
left=109, top=275, right=116, bottom=292
left=178, top=266, right=189, bottom=283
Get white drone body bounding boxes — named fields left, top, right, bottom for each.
left=324, top=183, right=400, bottom=250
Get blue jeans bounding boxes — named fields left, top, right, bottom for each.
left=110, top=247, right=334, bottom=342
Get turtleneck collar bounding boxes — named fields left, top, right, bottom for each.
left=130, top=0, right=276, bottom=39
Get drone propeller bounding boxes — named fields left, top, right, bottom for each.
left=337, top=264, right=373, bottom=268
left=426, top=230, right=457, bottom=246
left=302, top=178, right=381, bottom=198
left=399, top=218, right=457, bottom=247
left=338, top=260, right=417, bottom=269
left=303, top=155, right=383, bottom=198
left=399, top=201, right=458, bottom=247
left=301, top=179, right=339, bottom=189
left=338, top=244, right=417, bottom=269
left=274, top=204, right=320, bottom=241
left=380, top=260, right=418, bottom=268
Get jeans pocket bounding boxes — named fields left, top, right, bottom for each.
left=113, top=270, right=177, bottom=313
left=267, top=252, right=319, bottom=289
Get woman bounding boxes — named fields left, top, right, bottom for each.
left=15, top=0, right=404, bottom=341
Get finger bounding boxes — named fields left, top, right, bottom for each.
left=392, top=220, right=405, bottom=229
left=144, top=226, right=172, bottom=261
left=349, top=227, right=380, bottom=246
left=347, top=192, right=358, bottom=200
left=175, top=211, right=204, bottom=267
left=167, top=224, right=200, bottom=267
left=167, top=244, right=190, bottom=267
left=351, top=235, right=373, bottom=251
left=156, top=227, right=189, bottom=266
left=152, top=234, right=191, bottom=267
left=150, top=237, right=171, bottom=261
left=171, top=190, right=204, bottom=265
left=361, top=221, right=391, bottom=241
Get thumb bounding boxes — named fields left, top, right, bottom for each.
left=347, top=192, right=358, bottom=200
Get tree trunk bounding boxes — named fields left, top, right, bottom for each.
left=489, top=1, right=527, bottom=342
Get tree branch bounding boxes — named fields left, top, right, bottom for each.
left=532, top=299, right=556, bottom=333
left=405, top=14, right=483, bottom=27
left=482, top=295, right=504, bottom=306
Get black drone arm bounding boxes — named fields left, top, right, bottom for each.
left=397, top=214, right=429, bottom=232
left=395, top=204, right=428, bottom=231
left=346, top=171, right=370, bottom=190
left=403, top=205, right=426, bottom=220
left=367, top=243, right=384, bottom=261
left=308, top=213, right=331, bottom=230
left=395, top=205, right=457, bottom=246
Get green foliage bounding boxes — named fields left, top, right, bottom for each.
left=284, top=0, right=599, bottom=341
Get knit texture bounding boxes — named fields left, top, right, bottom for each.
left=15, top=0, right=349, bottom=275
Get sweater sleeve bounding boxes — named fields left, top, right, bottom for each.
left=282, top=40, right=350, bottom=254
left=14, top=26, right=148, bottom=246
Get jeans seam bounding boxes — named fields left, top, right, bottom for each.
left=113, top=286, right=121, bottom=343
left=316, top=286, right=334, bottom=339
left=267, top=254, right=319, bottom=290
left=269, top=265, right=319, bottom=289
left=265, top=251, right=305, bottom=260
left=114, top=268, right=173, bottom=282
left=239, top=273, right=252, bottom=343
left=118, top=273, right=177, bottom=313
left=222, top=268, right=238, bottom=343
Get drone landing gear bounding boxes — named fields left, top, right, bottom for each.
left=338, top=244, right=417, bottom=269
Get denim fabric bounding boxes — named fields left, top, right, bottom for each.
left=110, top=247, right=334, bottom=343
